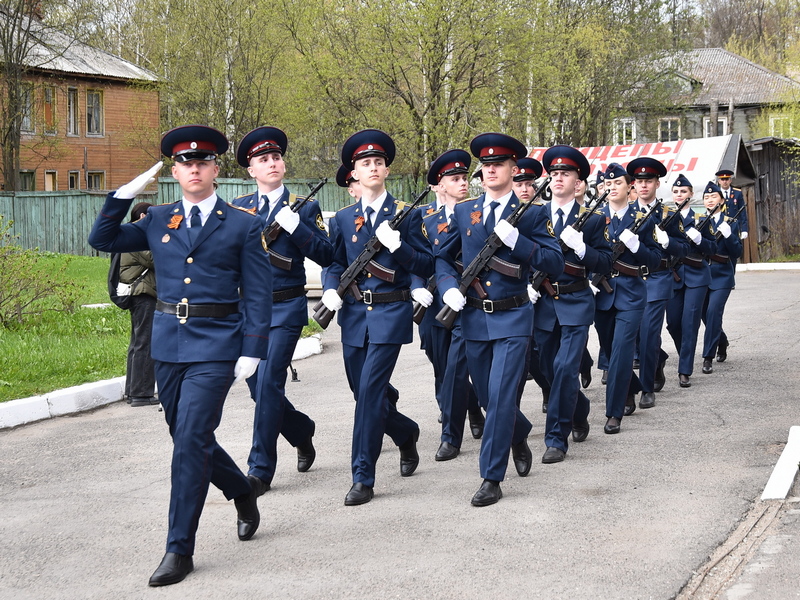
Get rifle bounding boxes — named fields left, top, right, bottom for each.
left=412, top=275, right=437, bottom=325
left=591, top=199, right=663, bottom=294
left=261, top=178, right=328, bottom=269
left=658, top=197, right=691, bottom=232
left=435, top=177, right=552, bottom=330
left=312, top=188, right=431, bottom=329
left=530, top=190, right=608, bottom=293
left=666, top=203, right=720, bottom=275
left=714, top=203, right=747, bottom=241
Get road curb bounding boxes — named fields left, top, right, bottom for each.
left=762, top=426, right=800, bottom=500
left=0, top=334, right=323, bottom=431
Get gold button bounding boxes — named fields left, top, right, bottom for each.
left=187, top=257, right=193, bottom=263
left=367, top=273, right=372, bottom=278
left=184, top=277, right=191, bottom=284
left=367, top=306, right=373, bottom=311
left=486, top=281, right=492, bottom=286
left=181, top=298, right=188, bottom=303
left=179, top=319, right=187, bottom=324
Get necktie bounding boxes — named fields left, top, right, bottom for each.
left=189, top=205, right=201, bottom=244
left=258, top=194, right=268, bottom=213
left=555, top=208, right=565, bottom=237
left=611, top=214, right=620, bottom=235
left=485, top=201, right=499, bottom=232
left=364, top=206, right=374, bottom=235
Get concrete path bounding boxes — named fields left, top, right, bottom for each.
left=0, top=269, right=798, bottom=599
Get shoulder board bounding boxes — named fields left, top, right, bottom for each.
left=532, top=200, right=544, bottom=206
left=288, top=193, right=298, bottom=205
left=458, top=197, right=477, bottom=205
left=232, top=193, right=251, bottom=201
left=395, top=201, right=407, bottom=211
left=227, top=202, right=258, bottom=215
left=733, top=187, right=742, bottom=191
left=337, top=202, right=357, bottom=212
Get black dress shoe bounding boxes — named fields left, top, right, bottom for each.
left=603, top=417, right=621, bottom=434
left=468, top=410, right=485, bottom=439
left=471, top=479, right=502, bottom=507
left=601, top=370, right=608, bottom=385
left=580, top=369, right=592, bottom=389
left=435, top=441, right=460, bottom=461
left=130, top=396, right=160, bottom=407
left=572, top=421, right=590, bottom=443
left=716, top=340, right=728, bottom=362
left=623, top=394, right=636, bottom=416
left=296, top=424, right=316, bottom=473
left=234, top=485, right=260, bottom=541
left=654, top=360, right=666, bottom=392
left=344, top=482, right=374, bottom=505
left=148, top=552, right=194, bottom=587
left=639, top=391, right=655, bottom=409
left=679, top=373, right=691, bottom=388
left=702, top=358, right=713, bottom=374
left=246, top=474, right=270, bottom=497
left=399, top=429, right=420, bottom=477
left=511, top=438, right=532, bottom=477
left=542, top=447, right=566, bottom=464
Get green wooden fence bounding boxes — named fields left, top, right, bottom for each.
left=1, top=175, right=423, bottom=256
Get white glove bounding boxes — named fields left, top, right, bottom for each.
left=274, top=206, right=300, bottom=234
left=494, top=219, right=519, bottom=250
left=375, top=221, right=401, bottom=253
left=686, top=227, right=702, bottom=245
left=717, top=221, right=732, bottom=238
left=321, top=289, right=343, bottom=312
left=411, top=288, right=434, bottom=308
left=655, top=226, right=670, bottom=249
left=114, top=161, right=163, bottom=199
left=233, top=356, right=260, bottom=385
left=527, top=284, right=540, bottom=304
left=740, top=231, right=748, bottom=240
left=589, top=283, right=600, bottom=295
left=442, top=288, right=466, bottom=312
left=619, top=228, right=640, bottom=253
left=560, top=225, right=586, bottom=256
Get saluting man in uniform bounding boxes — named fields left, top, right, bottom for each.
left=88, top=125, right=271, bottom=587
left=593, top=161, right=662, bottom=434
left=630, top=158, right=690, bottom=410
left=321, top=129, right=434, bottom=506
left=535, top=145, right=613, bottom=463
left=231, top=127, right=333, bottom=496
left=436, top=133, right=563, bottom=506
left=414, top=149, right=485, bottom=461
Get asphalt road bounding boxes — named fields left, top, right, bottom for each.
left=1, top=269, right=798, bottom=599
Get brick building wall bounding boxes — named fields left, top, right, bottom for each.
left=10, top=72, right=159, bottom=192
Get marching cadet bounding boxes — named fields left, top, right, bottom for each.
left=665, top=175, right=717, bottom=388
left=593, top=162, right=662, bottom=434
left=320, top=129, right=433, bottom=506
left=436, top=132, right=563, bottom=506
left=231, top=127, right=333, bottom=496
left=512, top=157, right=541, bottom=202
left=414, top=149, right=485, bottom=461
left=88, top=125, right=271, bottom=586
left=700, top=181, right=743, bottom=374
left=713, top=169, right=747, bottom=362
left=595, top=169, right=606, bottom=198
left=631, top=159, right=690, bottom=410
left=536, top=146, right=613, bottom=463
left=337, top=163, right=362, bottom=200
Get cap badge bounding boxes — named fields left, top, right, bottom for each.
left=190, top=142, right=197, bottom=149
left=455, top=162, right=460, bottom=167
left=368, top=144, right=374, bottom=150
left=556, top=158, right=563, bottom=164
left=488, top=148, right=494, bottom=155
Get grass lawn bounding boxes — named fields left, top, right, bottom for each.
left=1, top=253, right=322, bottom=403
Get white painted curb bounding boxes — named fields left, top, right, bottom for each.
left=762, top=426, right=800, bottom=500
left=1, top=334, right=324, bottom=430
left=736, top=262, right=800, bottom=272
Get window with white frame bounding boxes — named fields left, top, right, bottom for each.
left=703, top=116, right=727, bottom=137
left=770, top=116, right=794, bottom=138
left=20, top=83, right=34, bottom=133
left=86, top=90, right=103, bottom=135
left=87, top=171, right=105, bottom=189
left=67, top=88, right=79, bottom=135
left=614, top=118, right=636, bottom=145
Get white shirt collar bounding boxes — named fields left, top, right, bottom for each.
left=680, top=206, right=691, bottom=217
left=552, top=199, right=575, bottom=221
left=362, top=190, right=388, bottom=223
left=256, top=184, right=285, bottom=211
left=182, top=192, right=217, bottom=227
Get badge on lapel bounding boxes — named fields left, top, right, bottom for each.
left=470, top=211, right=481, bottom=225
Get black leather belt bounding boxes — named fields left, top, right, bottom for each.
left=683, top=255, right=706, bottom=268
left=543, top=278, right=590, bottom=297
left=273, top=286, right=307, bottom=302
left=611, top=260, right=649, bottom=278
left=466, top=292, right=529, bottom=313
left=651, top=257, right=672, bottom=273
left=564, top=262, right=587, bottom=278
left=357, top=289, right=411, bottom=304
left=708, top=254, right=731, bottom=264
left=156, top=300, right=239, bottom=319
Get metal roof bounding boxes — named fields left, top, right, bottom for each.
left=674, top=48, right=800, bottom=107
left=2, top=12, right=157, bottom=82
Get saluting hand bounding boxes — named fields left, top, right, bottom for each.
left=114, top=161, right=163, bottom=200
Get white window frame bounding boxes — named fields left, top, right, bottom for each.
left=658, top=117, right=681, bottom=142
left=770, top=115, right=793, bottom=138
left=703, top=116, right=728, bottom=138
left=20, top=83, right=34, bottom=133
left=67, top=88, right=79, bottom=136
left=614, top=118, right=636, bottom=145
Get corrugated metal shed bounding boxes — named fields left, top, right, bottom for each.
left=2, top=12, right=157, bottom=82
left=674, top=48, right=800, bottom=107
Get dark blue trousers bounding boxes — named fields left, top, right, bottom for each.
left=155, top=360, right=251, bottom=556
left=666, top=285, right=708, bottom=375
left=419, top=322, right=450, bottom=411
left=702, top=288, right=732, bottom=358
left=466, top=336, right=532, bottom=482
left=536, top=323, right=591, bottom=452
left=342, top=341, right=418, bottom=487
left=439, top=322, right=480, bottom=447
left=246, top=322, right=315, bottom=483
left=638, top=298, right=670, bottom=393
left=595, top=306, right=644, bottom=419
